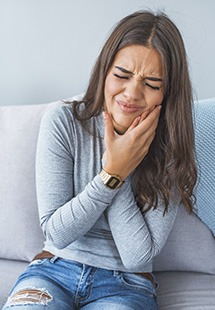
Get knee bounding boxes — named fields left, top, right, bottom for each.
left=5, top=288, right=52, bottom=307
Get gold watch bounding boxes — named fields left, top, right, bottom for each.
left=99, top=169, right=124, bottom=189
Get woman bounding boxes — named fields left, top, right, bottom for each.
left=3, top=10, right=197, bottom=310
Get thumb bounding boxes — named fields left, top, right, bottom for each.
left=103, top=111, right=115, bottom=142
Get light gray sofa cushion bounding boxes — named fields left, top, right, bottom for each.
left=0, top=259, right=28, bottom=308
left=156, top=271, right=215, bottom=309
left=153, top=98, right=215, bottom=273
left=153, top=205, right=215, bottom=274
left=0, top=103, right=51, bottom=261
left=194, top=97, right=215, bottom=235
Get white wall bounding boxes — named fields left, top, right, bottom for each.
left=0, top=0, right=214, bottom=106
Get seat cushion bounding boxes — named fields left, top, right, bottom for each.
left=0, top=258, right=28, bottom=308
left=155, top=271, right=215, bottom=309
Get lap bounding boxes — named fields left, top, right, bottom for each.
left=3, top=258, right=158, bottom=310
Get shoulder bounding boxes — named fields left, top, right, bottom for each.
left=39, top=101, right=80, bottom=134
left=36, top=102, right=81, bottom=149
left=40, top=100, right=103, bottom=138
left=41, top=101, right=74, bottom=124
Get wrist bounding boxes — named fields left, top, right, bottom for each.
left=99, top=169, right=124, bottom=190
left=103, top=163, right=128, bottom=181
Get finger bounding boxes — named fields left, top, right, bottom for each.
left=127, top=109, right=151, bottom=133
left=103, top=111, right=115, bottom=142
left=134, top=105, right=161, bottom=134
left=145, top=105, right=161, bottom=120
left=126, top=115, right=141, bottom=133
left=139, top=109, right=150, bottom=122
left=137, top=125, right=157, bottom=158
left=141, top=133, right=156, bottom=158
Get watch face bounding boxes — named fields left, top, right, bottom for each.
left=106, top=176, right=121, bottom=189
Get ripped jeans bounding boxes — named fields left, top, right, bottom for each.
left=3, top=256, right=158, bottom=310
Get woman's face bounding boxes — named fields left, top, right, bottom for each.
left=104, top=44, right=164, bottom=134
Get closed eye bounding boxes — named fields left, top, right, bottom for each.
left=113, top=73, right=129, bottom=80
left=144, top=82, right=160, bottom=91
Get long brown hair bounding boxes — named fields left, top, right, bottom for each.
left=71, top=10, right=197, bottom=213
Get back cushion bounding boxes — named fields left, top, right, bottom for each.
left=153, top=205, right=215, bottom=274
left=154, top=98, right=215, bottom=273
left=0, top=102, right=56, bottom=261
left=193, top=97, right=215, bottom=235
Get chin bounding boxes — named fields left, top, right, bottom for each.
left=112, top=113, right=135, bottom=133
left=113, top=120, right=132, bottom=134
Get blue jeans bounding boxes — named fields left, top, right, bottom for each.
left=3, top=256, right=158, bottom=309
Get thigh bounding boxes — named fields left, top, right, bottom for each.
left=111, top=272, right=158, bottom=310
left=3, top=272, right=75, bottom=310
left=82, top=296, right=157, bottom=310
left=82, top=302, right=136, bottom=310
left=82, top=270, right=158, bottom=310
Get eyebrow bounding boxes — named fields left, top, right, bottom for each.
left=114, top=66, right=162, bottom=82
left=115, top=66, right=133, bottom=74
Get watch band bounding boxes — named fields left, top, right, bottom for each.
left=99, top=169, right=124, bottom=190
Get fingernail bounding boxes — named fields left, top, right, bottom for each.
left=136, top=116, right=141, bottom=123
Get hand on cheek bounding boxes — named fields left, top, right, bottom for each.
left=102, top=106, right=161, bottom=180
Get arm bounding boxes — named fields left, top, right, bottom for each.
left=106, top=181, right=179, bottom=270
left=103, top=106, right=178, bottom=270
left=36, top=106, right=119, bottom=249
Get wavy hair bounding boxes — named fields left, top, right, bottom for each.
left=71, top=10, right=197, bottom=213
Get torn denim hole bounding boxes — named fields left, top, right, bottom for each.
left=6, top=287, right=53, bottom=307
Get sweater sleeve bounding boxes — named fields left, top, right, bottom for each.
left=36, top=106, right=119, bottom=249
left=106, top=180, right=179, bottom=271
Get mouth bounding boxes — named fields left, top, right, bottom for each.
left=117, top=100, right=144, bottom=114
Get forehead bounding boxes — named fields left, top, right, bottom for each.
left=112, top=44, right=163, bottom=78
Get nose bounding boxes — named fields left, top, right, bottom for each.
left=123, top=80, right=143, bottom=102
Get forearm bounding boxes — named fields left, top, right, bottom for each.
left=38, top=175, right=119, bottom=249
left=106, top=181, right=151, bottom=270
left=106, top=180, right=179, bottom=270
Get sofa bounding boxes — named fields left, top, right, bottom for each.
left=0, top=96, right=215, bottom=309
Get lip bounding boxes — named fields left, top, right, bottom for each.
left=117, top=100, right=144, bottom=113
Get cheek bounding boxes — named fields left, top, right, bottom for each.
left=147, top=91, right=164, bottom=107
left=157, top=92, right=164, bottom=104
left=105, top=76, right=121, bottom=98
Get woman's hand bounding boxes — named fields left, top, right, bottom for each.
left=103, top=105, right=161, bottom=180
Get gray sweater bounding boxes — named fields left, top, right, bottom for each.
left=36, top=103, right=179, bottom=273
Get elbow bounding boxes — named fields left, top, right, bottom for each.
left=123, top=260, right=143, bottom=270
left=121, top=248, right=159, bottom=270
left=49, top=238, right=67, bottom=250
left=45, top=230, right=70, bottom=250
left=41, top=221, right=70, bottom=250
left=122, top=256, right=151, bottom=270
